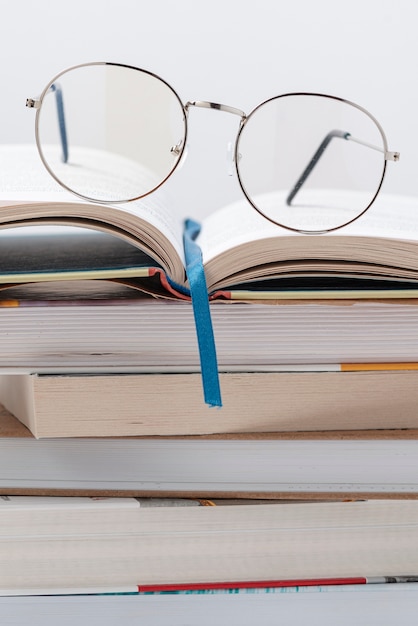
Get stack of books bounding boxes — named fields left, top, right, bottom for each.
left=1, top=145, right=418, bottom=620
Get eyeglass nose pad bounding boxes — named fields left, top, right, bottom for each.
left=171, top=139, right=188, bottom=170
left=226, top=142, right=242, bottom=176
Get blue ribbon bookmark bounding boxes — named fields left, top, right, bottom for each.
left=183, top=218, right=222, bottom=408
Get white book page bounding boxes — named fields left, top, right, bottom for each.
left=197, top=191, right=418, bottom=265
left=0, top=145, right=186, bottom=269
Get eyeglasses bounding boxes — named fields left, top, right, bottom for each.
left=26, top=61, right=399, bottom=234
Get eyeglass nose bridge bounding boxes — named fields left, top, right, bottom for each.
left=185, top=100, right=246, bottom=120
left=184, top=101, right=246, bottom=176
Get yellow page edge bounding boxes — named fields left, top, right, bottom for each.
left=0, top=267, right=151, bottom=283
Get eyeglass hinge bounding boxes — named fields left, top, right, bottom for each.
left=386, top=150, right=400, bottom=162
left=26, top=98, right=40, bottom=109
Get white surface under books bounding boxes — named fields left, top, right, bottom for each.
left=1, top=584, right=418, bottom=626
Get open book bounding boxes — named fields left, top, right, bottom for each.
left=0, top=145, right=418, bottom=300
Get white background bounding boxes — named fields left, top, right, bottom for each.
left=0, top=0, right=416, bottom=219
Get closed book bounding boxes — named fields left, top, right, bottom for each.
left=0, top=406, right=417, bottom=498
left=0, top=496, right=418, bottom=590
left=2, top=367, right=418, bottom=438
left=0, top=295, right=417, bottom=373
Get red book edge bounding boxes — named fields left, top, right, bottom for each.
left=137, top=577, right=367, bottom=593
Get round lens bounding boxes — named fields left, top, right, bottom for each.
left=235, top=94, right=387, bottom=233
left=36, top=63, right=187, bottom=203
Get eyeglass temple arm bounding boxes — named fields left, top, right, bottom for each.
left=286, top=130, right=400, bottom=206
left=48, top=84, right=68, bottom=163
left=26, top=83, right=69, bottom=164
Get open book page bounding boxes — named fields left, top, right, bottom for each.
left=0, top=145, right=186, bottom=283
left=197, top=191, right=418, bottom=291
